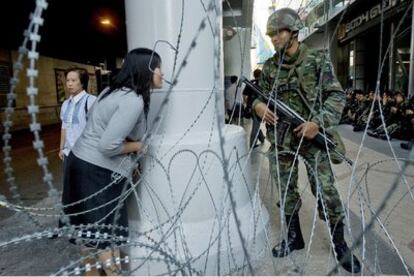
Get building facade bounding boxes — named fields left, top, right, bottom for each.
left=301, top=0, right=412, bottom=94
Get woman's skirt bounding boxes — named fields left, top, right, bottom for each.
left=61, top=152, right=129, bottom=249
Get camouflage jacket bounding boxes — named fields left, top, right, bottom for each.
left=354, top=99, right=370, bottom=117
left=253, top=43, right=346, bottom=152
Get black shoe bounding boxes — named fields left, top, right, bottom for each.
left=331, top=222, right=361, bottom=273
left=401, top=141, right=413, bottom=150
left=272, top=213, right=305, bottom=257
left=353, top=125, right=364, bottom=132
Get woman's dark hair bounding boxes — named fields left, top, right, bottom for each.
left=65, top=66, right=89, bottom=90
left=101, top=48, right=161, bottom=115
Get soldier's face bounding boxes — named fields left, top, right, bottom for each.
left=395, top=95, right=404, bottom=104
left=369, top=92, right=374, bottom=99
left=270, top=29, right=292, bottom=51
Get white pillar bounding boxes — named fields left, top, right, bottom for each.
left=125, top=0, right=269, bottom=275
left=389, top=22, right=395, bottom=91
left=224, top=28, right=252, bottom=77
left=408, top=3, right=414, bottom=98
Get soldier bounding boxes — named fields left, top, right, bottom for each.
left=400, top=97, right=414, bottom=150
left=367, top=92, right=383, bottom=130
left=369, top=91, right=407, bottom=140
left=253, top=8, right=361, bottom=273
left=399, top=97, right=414, bottom=140
left=339, top=89, right=354, bottom=124
left=352, top=90, right=369, bottom=131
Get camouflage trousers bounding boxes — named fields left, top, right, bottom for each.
left=373, top=123, right=400, bottom=136
left=268, top=146, right=345, bottom=225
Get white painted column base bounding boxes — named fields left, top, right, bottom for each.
left=127, top=125, right=269, bottom=275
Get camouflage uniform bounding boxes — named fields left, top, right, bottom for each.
left=370, top=96, right=412, bottom=140
left=352, top=94, right=370, bottom=130
left=253, top=43, right=346, bottom=225
left=339, top=92, right=354, bottom=124
left=262, top=9, right=361, bottom=273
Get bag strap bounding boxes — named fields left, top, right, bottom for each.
left=84, top=95, right=89, bottom=121
left=291, top=45, right=315, bottom=113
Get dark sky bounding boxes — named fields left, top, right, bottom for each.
left=0, top=0, right=127, bottom=66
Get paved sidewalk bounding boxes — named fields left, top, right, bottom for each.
left=249, top=136, right=414, bottom=275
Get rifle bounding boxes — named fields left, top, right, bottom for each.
left=241, top=76, right=353, bottom=165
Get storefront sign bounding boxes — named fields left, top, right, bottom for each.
left=344, top=0, right=406, bottom=33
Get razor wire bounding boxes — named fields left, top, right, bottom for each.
left=1, top=0, right=414, bottom=276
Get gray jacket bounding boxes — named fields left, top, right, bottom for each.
left=72, top=87, right=146, bottom=177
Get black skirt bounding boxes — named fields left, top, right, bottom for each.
left=61, top=152, right=129, bottom=249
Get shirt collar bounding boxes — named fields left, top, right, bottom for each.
left=69, top=90, right=87, bottom=104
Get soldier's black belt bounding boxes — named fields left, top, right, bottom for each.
left=276, top=83, right=300, bottom=93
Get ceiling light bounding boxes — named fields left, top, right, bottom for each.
left=100, top=18, right=112, bottom=26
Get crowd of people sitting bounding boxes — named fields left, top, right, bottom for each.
left=339, top=88, right=414, bottom=150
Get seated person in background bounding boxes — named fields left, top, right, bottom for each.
left=353, top=91, right=383, bottom=132
left=368, top=91, right=408, bottom=140
left=367, top=92, right=384, bottom=130
left=401, top=97, right=414, bottom=150
left=351, top=89, right=369, bottom=131
left=339, top=89, right=354, bottom=124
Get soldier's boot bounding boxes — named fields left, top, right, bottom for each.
left=272, top=213, right=305, bottom=257
left=331, top=221, right=361, bottom=273
left=352, top=124, right=365, bottom=132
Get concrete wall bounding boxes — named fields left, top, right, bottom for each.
left=224, top=27, right=252, bottom=78
left=354, top=38, right=366, bottom=90
left=0, top=49, right=97, bottom=131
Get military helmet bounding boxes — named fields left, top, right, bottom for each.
left=266, top=8, right=304, bottom=36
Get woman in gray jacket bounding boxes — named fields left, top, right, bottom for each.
left=61, top=48, right=163, bottom=275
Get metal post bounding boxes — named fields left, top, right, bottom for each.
left=389, top=22, right=395, bottom=91
left=408, top=4, right=414, bottom=98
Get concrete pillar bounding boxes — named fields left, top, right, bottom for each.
left=224, top=27, right=252, bottom=77
left=355, top=38, right=366, bottom=90
left=408, top=3, right=414, bottom=98
left=389, top=22, right=395, bottom=91
left=124, top=0, right=269, bottom=275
